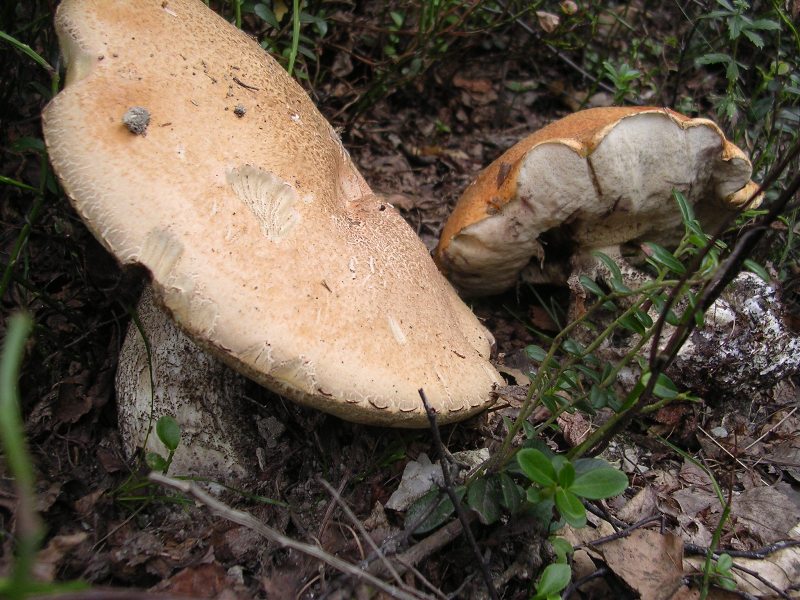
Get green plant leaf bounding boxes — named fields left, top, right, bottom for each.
left=653, top=373, right=679, bottom=400
left=532, top=563, right=571, bottom=599
left=405, top=487, right=461, bottom=534
left=570, top=468, right=628, bottom=499
left=742, top=28, right=764, bottom=48
left=549, top=537, right=574, bottom=563
left=146, top=452, right=168, bottom=472
left=562, top=338, right=584, bottom=357
left=619, top=314, right=646, bottom=335
left=696, top=52, right=732, bottom=65
left=744, top=259, right=770, bottom=282
left=589, top=385, right=611, bottom=409
left=716, top=553, right=733, bottom=572
left=497, top=472, right=523, bottom=513
left=555, top=488, right=586, bottom=527
left=579, top=275, right=605, bottom=297
left=557, top=462, right=576, bottom=489
left=253, top=3, right=280, bottom=27
left=0, top=31, right=54, bottom=73
left=674, top=190, right=694, bottom=223
left=517, top=449, right=558, bottom=486
left=522, top=419, right=537, bottom=440
left=525, top=344, right=548, bottom=362
left=467, top=477, right=501, bottom=525
left=644, top=242, right=686, bottom=274
left=593, top=251, right=623, bottom=285
left=156, top=415, right=181, bottom=451
left=0, top=175, right=36, bottom=191
left=541, top=394, right=561, bottom=412
left=651, top=294, right=680, bottom=326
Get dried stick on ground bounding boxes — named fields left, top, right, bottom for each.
left=419, top=388, right=500, bottom=600
left=366, top=515, right=470, bottom=578
left=148, top=472, right=425, bottom=600
left=684, top=539, right=800, bottom=560
left=316, top=477, right=411, bottom=594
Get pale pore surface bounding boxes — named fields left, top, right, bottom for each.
left=441, top=111, right=755, bottom=296
left=43, top=0, right=502, bottom=426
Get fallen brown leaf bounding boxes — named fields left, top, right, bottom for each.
left=536, top=11, right=560, bottom=33
left=31, top=532, right=88, bottom=581
left=618, top=486, right=658, bottom=524
left=600, top=529, right=684, bottom=600
left=153, top=562, right=228, bottom=598
left=731, top=482, right=800, bottom=544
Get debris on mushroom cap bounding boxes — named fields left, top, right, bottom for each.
left=42, top=0, right=503, bottom=427
left=435, top=107, right=762, bottom=296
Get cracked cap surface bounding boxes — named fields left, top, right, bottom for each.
left=43, top=0, right=503, bottom=426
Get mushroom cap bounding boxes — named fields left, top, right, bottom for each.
left=435, top=107, right=761, bottom=296
left=43, top=0, right=502, bottom=426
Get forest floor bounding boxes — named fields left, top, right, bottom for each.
left=1, top=1, right=800, bottom=599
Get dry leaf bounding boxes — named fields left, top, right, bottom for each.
left=671, top=486, right=717, bottom=517
left=154, top=562, right=228, bottom=598
left=536, top=10, right=560, bottom=33
left=767, top=438, right=800, bottom=482
left=31, top=532, right=88, bottom=581
left=452, top=74, right=493, bottom=94
left=601, top=529, right=684, bottom=600
left=731, top=482, right=800, bottom=543
left=618, top=486, right=658, bottom=523
left=685, top=523, right=800, bottom=596
left=557, top=411, right=591, bottom=447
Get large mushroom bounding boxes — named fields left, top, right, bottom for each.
left=42, top=0, right=503, bottom=473
left=435, top=107, right=761, bottom=296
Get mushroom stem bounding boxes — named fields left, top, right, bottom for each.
left=116, top=286, right=257, bottom=479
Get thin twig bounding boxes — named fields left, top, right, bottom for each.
left=584, top=501, right=627, bottom=531
left=396, top=559, right=449, bottom=600
left=728, top=561, right=793, bottom=599
left=317, top=472, right=350, bottom=546
left=148, top=472, right=423, bottom=600
left=488, top=2, right=638, bottom=103
left=367, top=516, right=469, bottom=577
left=418, top=389, right=499, bottom=600
left=696, top=426, right=761, bottom=480
left=684, top=539, right=800, bottom=559
left=744, top=407, right=797, bottom=451
left=582, top=515, right=663, bottom=548
left=562, top=566, right=610, bottom=599
left=317, top=477, right=410, bottom=593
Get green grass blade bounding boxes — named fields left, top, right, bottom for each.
left=0, top=30, right=54, bottom=73
left=0, top=312, right=42, bottom=596
left=0, top=175, right=37, bottom=192
left=287, top=0, right=301, bottom=77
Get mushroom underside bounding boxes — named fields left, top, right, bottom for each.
left=438, top=110, right=758, bottom=297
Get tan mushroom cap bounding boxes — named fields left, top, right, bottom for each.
left=435, top=107, right=761, bottom=296
left=42, top=0, right=502, bottom=426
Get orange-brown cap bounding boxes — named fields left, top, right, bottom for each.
left=435, top=107, right=761, bottom=295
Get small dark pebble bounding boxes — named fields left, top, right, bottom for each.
left=234, top=104, right=246, bottom=118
